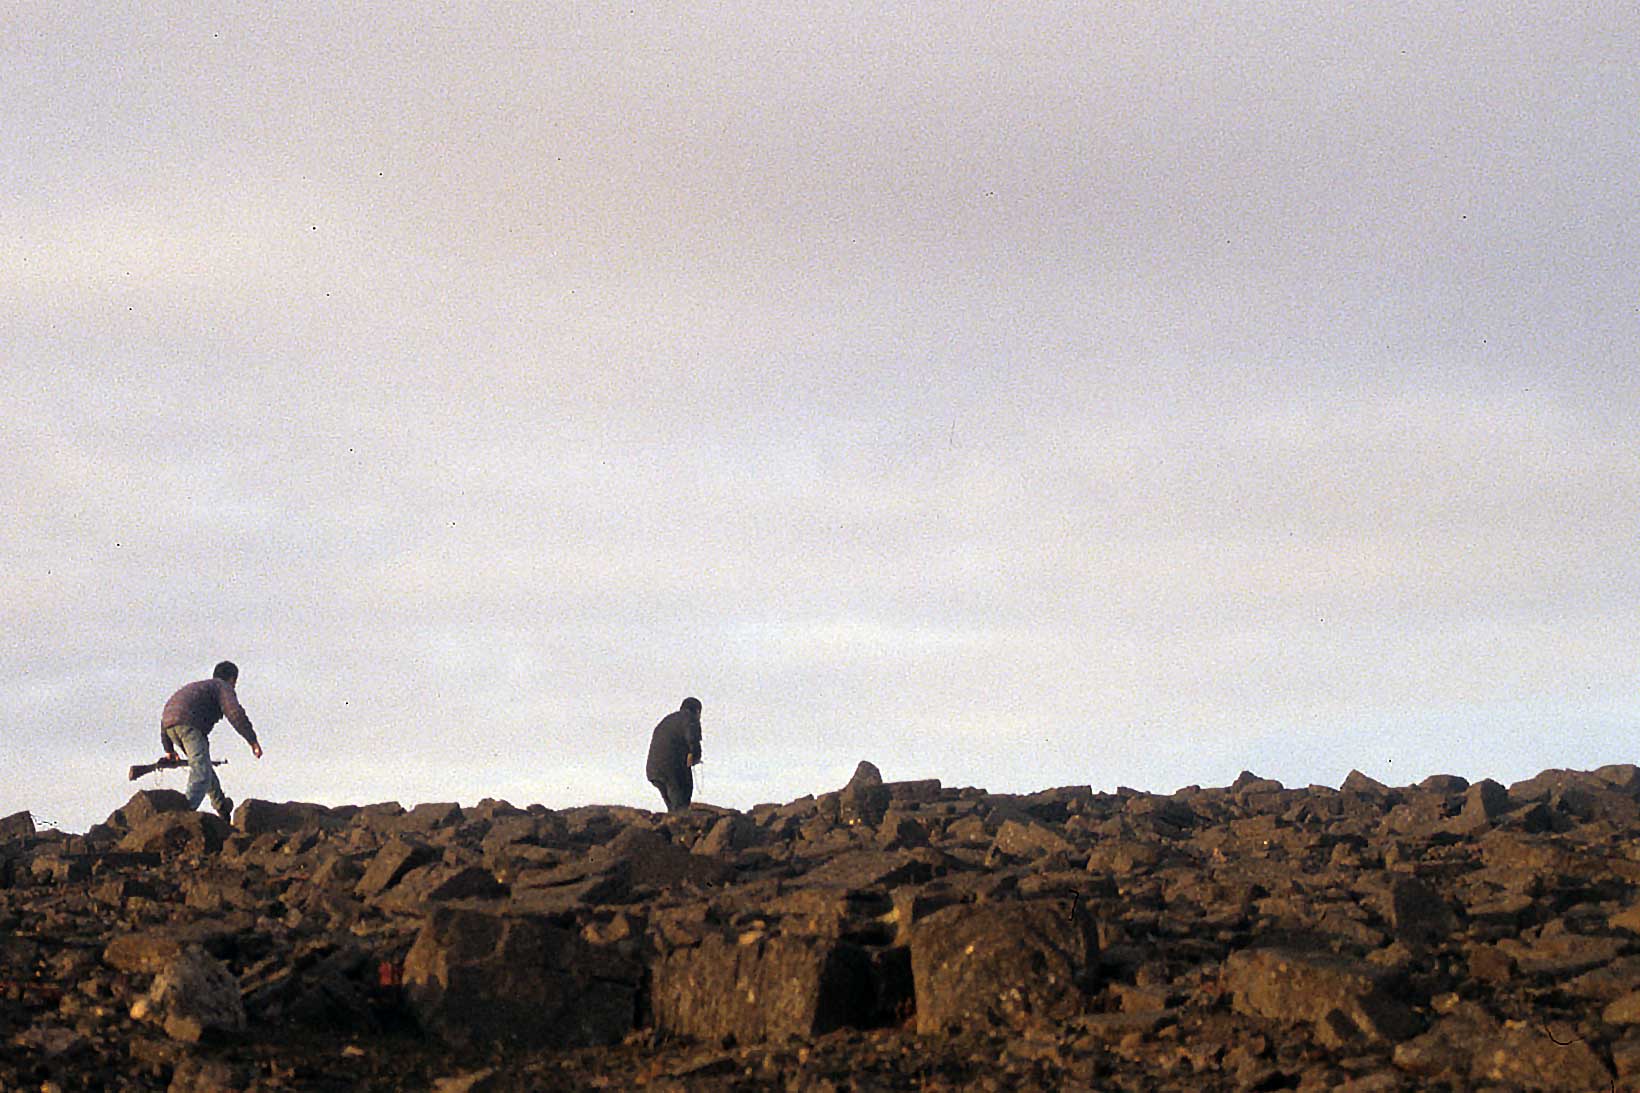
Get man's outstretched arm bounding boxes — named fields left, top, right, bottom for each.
left=218, top=681, right=261, bottom=757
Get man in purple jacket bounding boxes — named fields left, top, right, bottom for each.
left=160, top=660, right=262, bottom=820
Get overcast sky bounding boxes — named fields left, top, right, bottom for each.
left=5, top=4, right=1637, bottom=834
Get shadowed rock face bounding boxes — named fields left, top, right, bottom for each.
left=5, top=763, right=1640, bottom=1089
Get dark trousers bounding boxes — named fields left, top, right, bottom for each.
left=649, top=768, right=693, bottom=813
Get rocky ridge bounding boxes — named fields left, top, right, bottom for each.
left=5, top=761, right=1640, bottom=1091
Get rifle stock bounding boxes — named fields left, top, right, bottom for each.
left=128, top=756, right=227, bottom=781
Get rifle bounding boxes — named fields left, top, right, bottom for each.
left=128, top=756, right=227, bottom=781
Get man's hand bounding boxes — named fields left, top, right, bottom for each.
left=252, top=742, right=263, bottom=759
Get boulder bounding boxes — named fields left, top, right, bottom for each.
left=652, top=933, right=875, bottom=1041
left=234, top=799, right=337, bottom=836
left=105, top=789, right=193, bottom=832
left=910, top=899, right=1096, bottom=1035
left=355, top=837, right=440, bottom=898
left=396, top=801, right=466, bottom=832
left=1446, top=779, right=1511, bottom=834
left=1495, top=928, right=1626, bottom=978
left=371, top=863, right=507, bottom=913
left=598, top=826, right=732, bottom=892
left=116, top=811, right=230, bottom=857
left=694, top=813, right=762, bottom=856
left=0, top=810, right=35, bottom=843
left=839, top=761, right=891, bottom=826
left=875, top=813, right=931, bottom=851
left=403, top=908, right=639, bottom=1049
left=1340, top=770, right=1392, bottom=798
left=990, top=818, right=1076, bottom=860
left=1225, top=947, right=1420, bottom=1045
left=1468, top=1021, right=1613, bottom=1089
left=1231, top=771, right=1285, bottom=797
left=798, top=850, right=936, bottom=892
left=104, top=930, right=188, bottom=975
left=1358, top=874, right=1455, bottom=946
left=1604, top=991, right=1640, bottom=1025
left=884, top=779, right=943, bottom=805
left=130, top=945, right=246, bottom=1043
left=1018, top=785, right=1093, bottom=823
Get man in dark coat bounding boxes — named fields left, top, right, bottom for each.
left=645, top=697, right=702, bottom=814
left=160, top=660, right=262, bottom=820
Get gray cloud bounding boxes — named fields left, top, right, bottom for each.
left=4, top=5, right=1637, bottom=832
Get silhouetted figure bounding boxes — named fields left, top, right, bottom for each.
left=160, top=660, right=263, bottom=821
left=646, top=697, right=703, bottom=814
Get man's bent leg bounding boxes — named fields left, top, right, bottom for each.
left=166, top=726, right=228, bottom=814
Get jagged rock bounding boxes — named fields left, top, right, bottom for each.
left=884, top=778, right=943, bottom=805
left=1087, top=838, right=1162, bottom=875
left=242, top=941, right=376, bottom=1030
left=910, top=898, right=1095, bottom=1034
left=0, top=810, right=35, bottom=842
left=1468, top=1022, right=1613, bottom=1089
left=1445, top=778, right=1511, bottom=834
left=372, top=863, right=507, bottom=913
left=116, top=811, right=231, bottom=857
left=182, top=871, right=260, bottom=913
left=11, top=1024, right=88, bottom=1059
left=308, top=851, right=365, bottom=890
left=990, top=818, right=1075, bottom=861
left=1495, top=926, right=1626, bottom=977
left=1341, top=770, right=1392, bottom=798
left=837, top=761, right=891, bottom=826
left=847, top=761, right=883, bottom=787
left=234, top=799, right=337, bottom=836
left=875, top=812, right=930, bottom=851
left=403, top=907, right=638, bottom=1048
left=1126, top=794, right=1196, bottom=831
left=1390, top=1001, right=1499, bottom=1081
left=1226, top=947, right=1421, bottom=1045
left=508, top=825, right=732, bottom=908
left=130, top=945, right=246, bottom=1043
left=30, top=851, right=92, bottom=884
left=1418, top=774, right=1470, bottom=795
left=93, top=875, right=161, bottom=907
left=355, top=837, right=440, bottom=898
left=394, top=801, right=466, bottom=833
left=1231, top=771, right=1284, bottom=796
left=166, top=1056, right=245, bottom=1093
left=1596, top=764, right=1640, bottom=794
left=1017, top=785, right=1093, bottom=823
left=105, top=930, right=188, bottom=974
left=652, top=933, right=875, bottom=1041
left=602, top=825, right=731, bottom=889
left=798, top=849, right=937, bottom=891
left=1605, top=991, right=1640, bottom=1024
left=430, top=1070, right=503, bottom=1093
left=1357, top=874, right=1455, bottom=946
left=105, top=789, right=194, bottom=833
left=13, top=763, right=1640, bottom=1090
left=694, top=813, right=762, bottom=856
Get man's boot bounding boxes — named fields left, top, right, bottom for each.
left=216, top=796, right=234, bottom=822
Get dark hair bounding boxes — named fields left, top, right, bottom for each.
left=681, top=696, right=702, bottom=714
left=213, top=661, right=239, bottom=682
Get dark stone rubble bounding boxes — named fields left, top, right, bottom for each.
left=4, top=763, right=1640, bottom=1090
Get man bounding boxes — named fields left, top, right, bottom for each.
left=645, top=696, right=702, bottom=814
left=160, top=660, right=262, bottom=820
